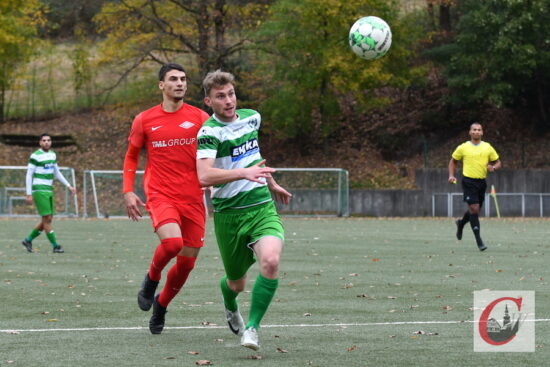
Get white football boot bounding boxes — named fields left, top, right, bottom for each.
left=241, top=327, right=260, bottom=351
left=225, top=307, right=244, bottom=336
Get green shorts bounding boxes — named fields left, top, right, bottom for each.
left=32, top=191, right=55, bottom=216
left=214, top=201, right=284, bottom=280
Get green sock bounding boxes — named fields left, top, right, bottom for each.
left=246, top=274, right=278, bottom=330
left=220, top=275, right=239, bottom=312
left=46, top=231, right=58, bottom=248
left=26, top=228, right=42, bottom=242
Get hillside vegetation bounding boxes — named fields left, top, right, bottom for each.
left=1, top=0, right=549, bottom=188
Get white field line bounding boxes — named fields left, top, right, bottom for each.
left=2, top=319, right=549, bottom=334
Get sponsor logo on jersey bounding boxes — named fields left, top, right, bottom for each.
left=247, top=118, right=259, bottom=129
left=151, top=138, right=196, bottom=148
left=231, top=138, right=259, bottom=162
left=44, top=163, right=55, bottom=169
left=198, top=137, right=214, bottom=145
left=179, top=121, right=195, bottom=129
left=152, top=125, right=163, bottom=131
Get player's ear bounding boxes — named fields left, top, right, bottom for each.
left=204, top=96, right=212, bottom=107
left=158, top=81, right=164, bottom=91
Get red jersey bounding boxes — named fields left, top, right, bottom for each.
left=127, top=103, right=209, bottom=203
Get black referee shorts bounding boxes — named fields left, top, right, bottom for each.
left=461, top=177, right=487, bottom=206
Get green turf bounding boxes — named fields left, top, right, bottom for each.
left=1, top=217, right=549, bottom=366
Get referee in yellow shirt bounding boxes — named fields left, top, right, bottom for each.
left=448, top=123, right=501, bottom=251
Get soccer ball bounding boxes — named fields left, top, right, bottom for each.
left=348, top=16, right=392, bottom=60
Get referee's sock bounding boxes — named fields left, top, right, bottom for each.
left=469, top=214, right=484, bottom=247
left=460, top=211, right=471, bottom=226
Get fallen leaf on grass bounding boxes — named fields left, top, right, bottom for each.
left=41, top=311, right=50, bottom=315
left=413, top=330, right=439, bottom=336
left=246, top=355, right=262, bottom=360
left=214, top=338, right=224, bottom=342
left=442, top=305, right=453, bottom=311
left=371, top=258, right=380, bottom=262
left=387, top=296, right=397, bottom=299
left=188, top=351, right=199, bottom=355
left=196, top=360, right=212, bottom=366
left=496, top=269, right=503, bottom=273
left=303, top=313, right=312, bottom=317
left=46, top=319, right=58, bottom=322
left=347, top=345, right=356, bottom=352
left=342, top=283, right=354, bottom=289
left=164, top=357, right=176, bottom=360
left=276, top=348, right=288, bottom=353
left=348, top=273, right=359, bottom=277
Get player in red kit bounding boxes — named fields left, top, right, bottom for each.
left=122, top=63, right=209, bottom=334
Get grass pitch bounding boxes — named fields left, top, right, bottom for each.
left=1, top=217, right=549, bottom=366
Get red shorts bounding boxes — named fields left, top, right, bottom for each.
left=146, top=197, right=206, bottom=248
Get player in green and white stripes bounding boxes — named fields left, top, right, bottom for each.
left=22, top=134, right=76, bottom=253
left=197, top=70, right=292, bottom=351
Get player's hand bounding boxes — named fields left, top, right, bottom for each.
left=124, top=192, right=146, bottom=221
left=487, top=164, right=495, bottom=172
left=69, top=186, right=77, bottom=195
left=268, top=182, right=292, bottom=205
left=448, top=176, right=457, bottom=184
left=243, top=159, right=276, bottom=184
left=26, top=195, right=33, bottom=204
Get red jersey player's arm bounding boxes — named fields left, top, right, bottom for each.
left=123, top=144, right=141, bottom=193
left=123, top=113, right=146, bottom=221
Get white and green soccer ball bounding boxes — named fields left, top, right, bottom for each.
left=349, top=16, right=392, bottom=60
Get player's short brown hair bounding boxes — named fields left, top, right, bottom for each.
left=202, top=70, right=234, bottom=97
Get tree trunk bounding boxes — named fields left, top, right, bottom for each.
left=196, top=1, right=211, bottom=78
left=536, top=72, right=549, bottom=127
left=1, top=65, right=6, bottom=124
left=426, top=0, right=436, bottom=30
left=439, top=4, right=451, bottom=32
left=214, top=0, right=227, bottom=70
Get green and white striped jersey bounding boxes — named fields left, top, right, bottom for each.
left=26, top=149, right=70, bottom=194
left=197, top=109, right=272, bottom=212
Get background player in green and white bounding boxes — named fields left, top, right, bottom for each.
left=22, top=133, right=76, bottom=253
left=197, top=70, right=292, bottom=351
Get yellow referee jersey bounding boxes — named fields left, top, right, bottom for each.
left=452, top=141, right=499, bottom=179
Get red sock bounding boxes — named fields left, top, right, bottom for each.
left=148, top=238, right=184, bottom=282
left=158, top=256, right=196, bottom=307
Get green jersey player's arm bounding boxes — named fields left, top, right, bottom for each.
left=196, top=158, right=275, bottom=187
left=265, top=174, right=292, bottom=205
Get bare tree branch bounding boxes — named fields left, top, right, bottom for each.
left=100, top=55, right=149, bottom=105
left=166, top=0, right=200, bottom=15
